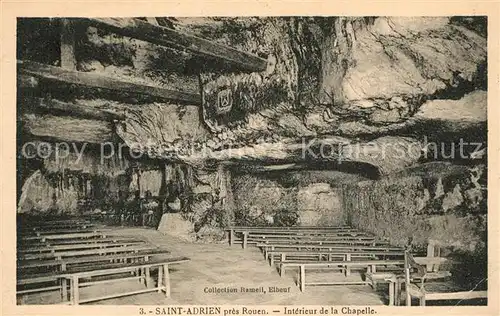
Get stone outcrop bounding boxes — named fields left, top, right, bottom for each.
left=103, top=17, right=486, bottom=177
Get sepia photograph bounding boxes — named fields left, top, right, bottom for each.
left=10, top=14, right=490, bottom=310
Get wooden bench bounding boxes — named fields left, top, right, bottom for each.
left=18, top=248, right=171, bottom=274
left=17, top=255, right=189, bottom=304
left=250, top=238, right=389, bottom=248
left=19, top=219, right=93, bottom=230
left=243, top=231, right=370, bottom=237
left=62, top=256, right=190, bottom=304
left=18, top=240, right=147, bottom=254
left=267, top=249, right=404, bottom=266
left=230, top=225, right=352, bottom=231
left=403, top=249, right=486, bottom=306
left=247, top=233, right=376, bottom=241
left=18, top=244, right=160, bottom=261
left=18, top=248, right=170, bottom=269
left=20, top=218, right=91, bottom=225
left=366, top=243, right=456, bottom=306
left=281, top=259, right=405, bottom=292
left=234, top=234, right=389, bottom=249
left=20, top=231, right=115, bottom=242
left=247, top=236, right=380, bottom=247
left=18, top=227, right=103, bottom=237
left=18, top=236, right=143, bottom=246
left=20, top=223, right=96, bottom=232
left=259, top=243, right=404, bottom=261
left=228, top=226, right=360, bottom=248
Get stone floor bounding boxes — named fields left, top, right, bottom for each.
left=20, top=227, right=391, bottom=305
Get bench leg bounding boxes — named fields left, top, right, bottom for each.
left=141, top=268, right=147, bottom=285
left=388, top=282, right=394, bottom=306
left=71, top=276, right=79, bottom=305
left=345, top=254, right=351, bottom=276
left=395, top=280, right=402, bottom=306
left=420, top=296, right=426, bottom=306
left=229, top=229, right=234, bottom=246
left=145, top=267, right=151, bottom=288
left=163, top=264, right=171, bottom=297
left=371, top=265, right=377, bottom=287
left=61, top=278, right=68, bottom=302
left=270, top=254, right=274, bottom=266
left=300, top=265, right=305, bottom=292
left=243, top=232, right=248, bottom=249
left=406, top=283, right=411, bottom=306
left=280, top=264, right=285, bottom=278
left=157, top=265, right=163, bottom=293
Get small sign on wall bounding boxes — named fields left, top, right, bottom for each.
left=216, top=88, right=233, bottom=115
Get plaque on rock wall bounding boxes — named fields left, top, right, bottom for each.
left=216, top=88, right=233, bottom=115
left=200, top=55, right=294, bottom=132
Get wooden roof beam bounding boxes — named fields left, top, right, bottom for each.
left=18, top=60, right=201, bottom=105
left=22, top=97, right=126, bottom=122
left=82, top=18, right=269, bottom=73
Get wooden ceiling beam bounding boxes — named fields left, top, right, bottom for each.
left=82, top=18, right=268, bottom=73
left=18, top=60, right=201, bottom=105
left=22, top=97, right=126, bottom=122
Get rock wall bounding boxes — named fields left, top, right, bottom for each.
left=297, top=183, right=343, bottom=226
left=232, top=173, right=344, bottom=226
left=342, top=163, right=487, bottom=254
left=17, top=169, right=130, bottom=215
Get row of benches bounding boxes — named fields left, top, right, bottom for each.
left=227, top=226, right=487, bottom=306
left=17, top=218, right=190, bottom=305
left=228, top=226, right=387, bottom=249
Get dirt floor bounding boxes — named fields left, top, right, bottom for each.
left=20, top=227, right=391, bottom=305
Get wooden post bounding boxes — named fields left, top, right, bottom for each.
left=405, top=253, right=411, bottom=306
left=395, top=278, right=402, bottom=306
left=388, top=281, right=394, bottom=306
left=229, top=229, right=234, bottom=246
left=281, top=253, right=285, bottom=265
left=157, top=265, right=163, bottom=293
left=426, top=242, right=435, bottom=272
left=145, top=267, right=151, bottom=288
left=280, top=264, right=285, bottom=278
left=345, top=254, right=351, bottom=276
left=420, top=296, right=426, bottom=306
left=163, top=264, right=171, bottom=297
left=60, top=19, right=76, bottom=70
left=61, top=278, right=68, bottom=301
left=300, top=265, right=306, bottom=292
left=71, top=276, right=79, bottom=305
left=142, top=268, right=147, bottom=285
left=243, top=231, right=248, bottom=249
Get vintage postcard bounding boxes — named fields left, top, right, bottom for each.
left=1, top=1, right=499, bottom=316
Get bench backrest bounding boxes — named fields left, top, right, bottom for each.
left=19, top=236, right=143, bottom=246
left=20, top=231, right=113, bottom=241
left=19, top=244, right=159, bottom=260
left=258, top=243, right=404, bottom=251
left=267, top=250, right=404, bottom=256
left=283, top=259, right=405, bottom=267
left=19, top=240, right=147, bottom=253
left=18, top=248, right=171, bottom=270
left=67, top=256, right=191, bottom=278
left=230, top=226, right=351, bottom=230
